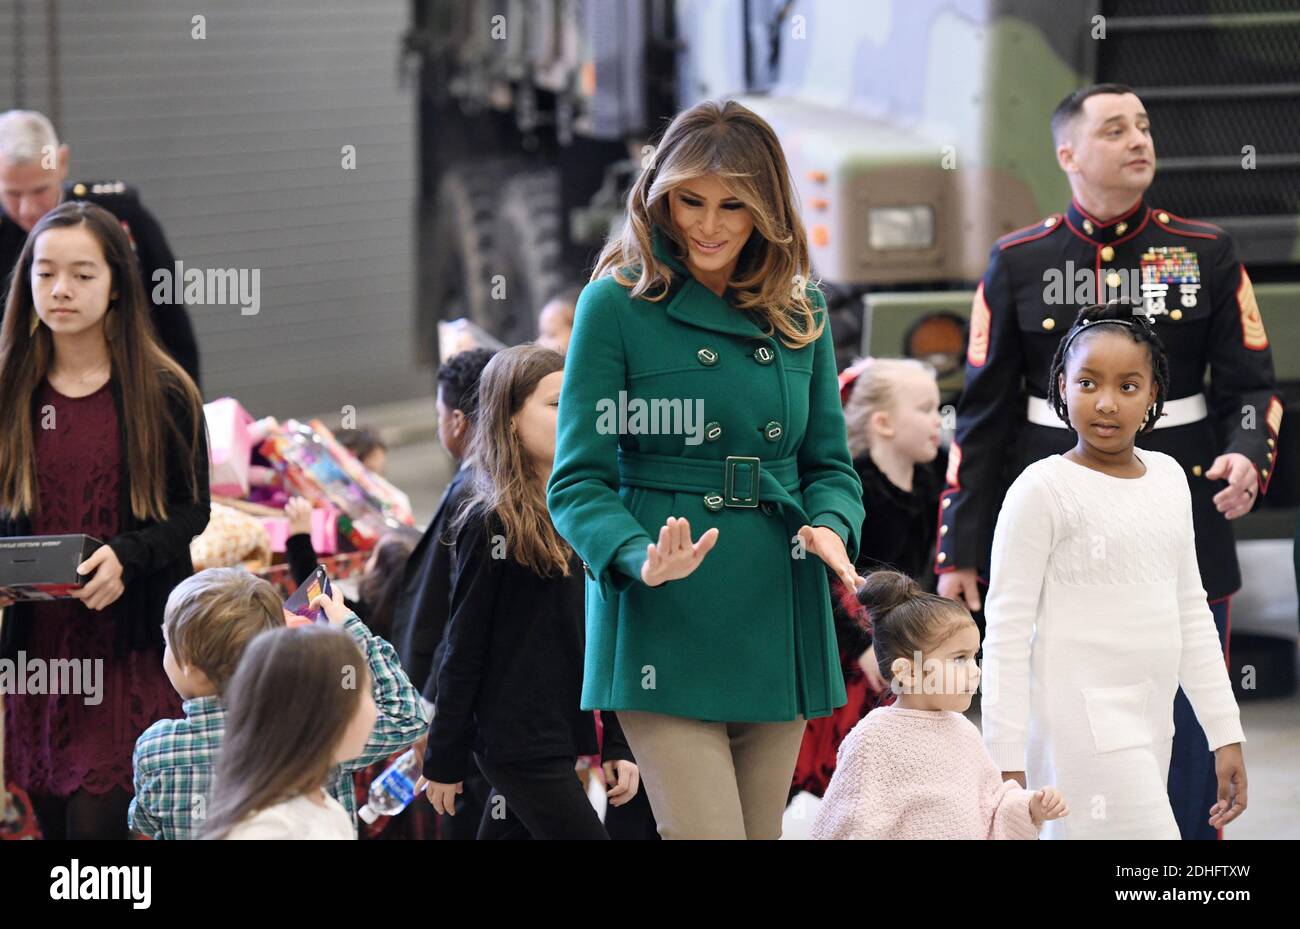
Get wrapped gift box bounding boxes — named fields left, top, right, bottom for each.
left=205, top=398, right=256, bottom=497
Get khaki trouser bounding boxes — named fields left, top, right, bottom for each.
left=617, top=709, right=807, bottom=840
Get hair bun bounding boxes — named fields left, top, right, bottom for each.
left=855, top=569, right=921, bottom=619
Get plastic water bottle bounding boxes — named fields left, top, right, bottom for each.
left=358, top=748, right=421, bottom=824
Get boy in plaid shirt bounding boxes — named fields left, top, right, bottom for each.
left=128, top=568, right=427, bottom=839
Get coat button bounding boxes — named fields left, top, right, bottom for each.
left=704, top=421, right=722, bottom=442
left=940, top=524, right=948, bottom=536
left=1042, top=317, right=1056, bottom=331
left=942, top=497, right=951, bottom=509
left=763, top=420, right=783, bottom=441
left=1170, top=309, right=1183, bottom=321
left=1262, top=468, right=1269, bottom=480
left=1192, top=465, right=1203, bottom=477
left=1268, top=438, right=1275, bottom=449
left=1105, top=271, right=1123, bottom=289
left=1082, top=219, right=1094, bottom=235
left=1100, top=246, right=1115, bottom=262
left=1157, top=211, right=1170, bottom=223
left=703, top=493, right=725, bottom=512
left=697, top=347, right=719, bottom=366
left=760, top=502, right=776, bottom=516
left=1115, top=221, right=1128, bottom=235
left=937, top=552, right=947, bottom=564
left=752, top=345, right=775, bottom=365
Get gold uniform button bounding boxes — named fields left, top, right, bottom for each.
left=942, top=497, right=951, bottom=509
left=1115, top=221, right=1128, bottom=235
left=1044, top=216, right=1057, bottom=228
left=1262, top=468, right=1270, bottom=479
left=1100, top=246, right=1115, bottom=262
left=1192, top=465, right=1203, bottom=477
left=1267, top=438, right=1275, bottom=448
left=1082, top=219, right=1094, bottom=234
left=1170, top=309, right=1183, bottom=321
left=1042, top=317, right=1056, bottom=331
left=72, top=183, right=87, bottom=197
left=937, top=552, right=947, bottom=564
left=1105, top=271, right=1123, bottom=288
left=1158, top=212, right=1170, bottom=223
left=940, top=524, right=949, bottom=536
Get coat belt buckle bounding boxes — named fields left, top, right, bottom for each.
left=723, top=456, right=760, bottom=508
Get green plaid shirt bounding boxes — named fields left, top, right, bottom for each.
left=129, top=613, right=428, bottom=839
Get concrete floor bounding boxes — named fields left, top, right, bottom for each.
left=383, top=432, right=1300, bottom=840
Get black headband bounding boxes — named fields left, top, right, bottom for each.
left=1060, top=314, right=1153, bottom=356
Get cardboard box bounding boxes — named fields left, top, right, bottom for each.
left=0, top=535, right=104, bottom=602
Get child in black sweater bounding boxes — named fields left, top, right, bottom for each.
left=418, top=345, right=639, bottom=839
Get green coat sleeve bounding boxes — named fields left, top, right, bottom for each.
left=547, top=279, right=655, bottom=600
left=799, top=288, right=865, bottom=562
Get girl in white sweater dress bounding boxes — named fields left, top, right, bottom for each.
left=811, top=571, right=1068, bottom=839
left=982, top=303, right=1248, bottom=840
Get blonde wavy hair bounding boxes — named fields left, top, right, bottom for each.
left=591, top=99, right=824, bottom=350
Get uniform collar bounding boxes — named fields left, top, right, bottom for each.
left=650, top=225, right=765, bottom=339
left=1065, top=196, right=1150, bottom=245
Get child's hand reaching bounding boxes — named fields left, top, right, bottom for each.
left=310, top=584, right=351, bottom=626
left=285, top=496, right=313, bottom=536
left=1029, top=787, right=1068, bottom=826
left=1209, top=743, right=1248, bottom=829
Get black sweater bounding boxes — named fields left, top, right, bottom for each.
left=0, top=374, right=210, bottom=658
left=853, top=451, right=942, bottom=588
left=421, top=505, right=634, bottom=784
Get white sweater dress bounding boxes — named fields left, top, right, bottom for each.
left=981, top=451, right=1245, bottom=839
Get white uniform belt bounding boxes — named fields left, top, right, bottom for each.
left=1026, top=393, right=1207, bottom=430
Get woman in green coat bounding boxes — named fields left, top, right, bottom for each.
left=546, top=100, right=866, bottom=839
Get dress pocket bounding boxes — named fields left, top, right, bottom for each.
left=1080, top=680, right=1154, bottom=754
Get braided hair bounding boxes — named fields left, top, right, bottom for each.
left=1046, top=301, right=1171, bottom=433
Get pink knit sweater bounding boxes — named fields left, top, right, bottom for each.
left=810, top=705, right=1040, bottom=840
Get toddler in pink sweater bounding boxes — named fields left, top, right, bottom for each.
left=810, top=571, right=1068, bottom=839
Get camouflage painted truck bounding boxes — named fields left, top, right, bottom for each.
left=407, top=0, right=1298, bottom=527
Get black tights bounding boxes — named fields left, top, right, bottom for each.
left=30, top=787, right=132, bottom=840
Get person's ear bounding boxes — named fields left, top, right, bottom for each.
left=449, top=408, right=467, bottom=438
left=869, top=409, right=894, bottom=440
left=56, top=143, right=70, bottom=179
left=1056, top=137, right=1077, bottom=174
left=1057, top=371, right=1067, bottom=398
left=891, top=656, right=911, bottom=690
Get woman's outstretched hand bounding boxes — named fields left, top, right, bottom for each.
left=640, top=516, right=719, bottom=587
left=798, top=525, right=865, bottom=591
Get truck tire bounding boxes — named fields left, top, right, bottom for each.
left=492, top=167, right=568, bottom=346
left=427, top=159, right=520, bottom=351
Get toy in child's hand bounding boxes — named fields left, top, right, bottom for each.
left=283, top=565, right=333, bottom=626
left=1030, top=787, right=1069, bottom=826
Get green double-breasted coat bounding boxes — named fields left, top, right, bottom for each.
left=546, top=228, right=865, bottom=722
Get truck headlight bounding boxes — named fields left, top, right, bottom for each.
left=868, top=206, right=934, bottom=250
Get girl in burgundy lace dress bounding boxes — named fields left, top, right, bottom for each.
left=0, top=201, right=209, bottom=839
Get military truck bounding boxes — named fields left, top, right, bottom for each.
left=406, top=0, right=1298, bottom=518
